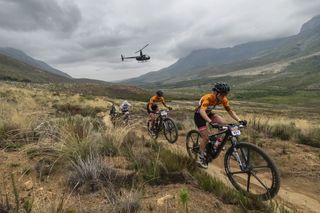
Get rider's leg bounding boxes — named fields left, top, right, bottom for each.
left=199, top=127, right=209, bottom=153
left=149, top=112, right=157, bottom=130
left=151, top=105, right=159, bottom=129
left=210, top=114, right=226, bottom=150
left=198, top=127, right=209, bottom=168
left=194, top=112, right=209, bottom=152
left=210, top=113, right=225, bottom=124
left=194, top=112, right=209, bottom=168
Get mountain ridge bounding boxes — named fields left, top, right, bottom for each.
left=124, top=15, right=320, bottom=85
left=0, top=47, right=71, bottom=78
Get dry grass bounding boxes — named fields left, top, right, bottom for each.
left=0, top=82, right=317, bottom=212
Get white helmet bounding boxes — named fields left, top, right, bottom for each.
left=123, top=100, right=129, bottom=105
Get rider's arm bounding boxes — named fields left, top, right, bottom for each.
left=200, top=109, right=212, bottom=123
left=161, top=97, right=171, bottom=109
left=162, top=102, right=170, bottom=108
left=222, top=98, right=240, bottom=122
left=227, top=109, right=241, bottom=122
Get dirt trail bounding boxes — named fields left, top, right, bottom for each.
left=207, top=155, right=320, bottom=213
left=102, top=116, right=320, bottom=212
left=155, top=133, right=320, bottom=213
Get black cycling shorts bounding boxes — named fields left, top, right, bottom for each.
left=194, top=112, right=214, bottom=129
left=147, top=103, right=158, bottom=114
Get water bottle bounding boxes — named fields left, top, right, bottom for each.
left=206, top=136, right=216, bottom=155
left=214, top=137, right=223, bottom=149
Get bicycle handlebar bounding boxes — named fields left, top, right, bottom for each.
left=209, top=123, right=246, bottom=130
left=155, top=109, right=170, bottom=114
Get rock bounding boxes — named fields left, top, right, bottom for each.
left=157, top=194, right=174, bottom=206
left=23, top=180, right=33, bottom=191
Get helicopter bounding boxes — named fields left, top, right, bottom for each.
left=121, top=44, right=150, bottom=62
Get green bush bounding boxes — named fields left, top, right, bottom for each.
left=159, top=149, right=194, bottom=172
left=192, top=171, right=272, bottom=212
left=58, top=116, right=103, bottom=160
left=99, top=134, right=119, bottom=156
left=53, top=103, right=105, bottom=117
left=297, top=128, right=320, bottom=148
left=249, top=118, right=301, bottom=141
left=269, top=123, right=300, bottom=140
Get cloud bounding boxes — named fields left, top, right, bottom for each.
left=0, top=0, right=81, bottom=36
left=0, top=0, right=320, bottom=81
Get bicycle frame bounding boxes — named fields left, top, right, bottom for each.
left=153, top=110, right=169, bottom=132
left=206, top=124, right=245, bottom=161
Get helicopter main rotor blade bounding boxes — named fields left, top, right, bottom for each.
left=135, top=43, right=149, bottom=53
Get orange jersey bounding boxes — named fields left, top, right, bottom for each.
left=148, top=95, right=165, bottom=107
left=197, top=93, right=230, bottom=112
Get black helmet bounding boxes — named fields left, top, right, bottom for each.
left=212, top=82, right=230, bottom=94
left=156, top=90, right=163, bottom=97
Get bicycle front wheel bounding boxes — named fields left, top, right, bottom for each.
left=163, top=118, right=178, bottom=143
left=224, top=142, right=280, bottom=200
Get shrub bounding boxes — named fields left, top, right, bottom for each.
left=179, top=188, right=190, bottom=213
left=112, top=191, right=141, bottom=213
left=269, top=123, right=300, bottom=140
left=249, top=118, right=301, bottom=141
left=58, top=115, right=104, bottom=160
left=53, top=103, right=104, bottom=117
left=0, top=121, right=39, bottom=150
left=297, top=128, right=320, bottom=148
left=192, top=171, right=272, bottom=212
left=69, top=154, right=104, bottom=193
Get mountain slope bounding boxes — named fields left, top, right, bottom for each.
left=0, top=53, right=72, bottom=83
left=125, top=15, right=320, bottom=84
left=0, top=53, right=151, bottom=101
left=0, top=47, right=71, bottom=78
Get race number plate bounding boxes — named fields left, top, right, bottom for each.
left=231, top=130, right=241, bottom=136
left=160, top=111, right=167, bottom=116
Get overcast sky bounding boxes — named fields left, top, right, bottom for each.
left=0, top=0, right=320, bottom=81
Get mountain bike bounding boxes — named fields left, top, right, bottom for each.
left=147, top=110, right=178, bottom=143
left=186, top=123, right=280, bottom=200
left=110, top=110, right=130, bottom=127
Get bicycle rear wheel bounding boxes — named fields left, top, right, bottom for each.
left=123, top=114, right=129, bottom=126
left=163, top=118, right=178, bottom=143
left=186, top=130, right=201, bottom=160
left=224, top=142, right=280, bottom=200
left=110, top=115, right=116, bottom=127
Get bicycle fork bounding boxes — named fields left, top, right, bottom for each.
left=231, top=138, right=247, bottom=171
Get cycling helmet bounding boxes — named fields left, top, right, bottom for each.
left=123, top=100, right=129, bottom=105
left=156, top=90, right=163, bottom=97
left=212, top=82, right=230, bottom=94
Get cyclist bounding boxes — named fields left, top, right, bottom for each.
left=147, top=90, right=172, bottom=130
left=194, top=82, right=246, bottom=169
left=120, top=100, right=131, bottom=113
left=109, top=103, right=117, bottom=116
left=120, top=100, right=131, bottom=123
